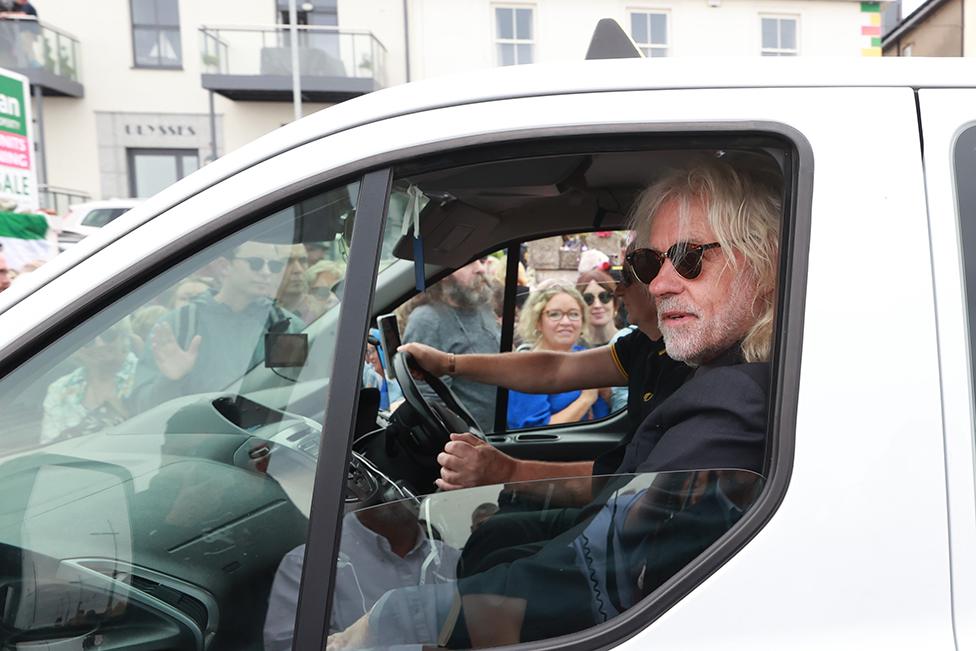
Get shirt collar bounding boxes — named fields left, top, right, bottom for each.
left=343, top=511, right=429, bottom=557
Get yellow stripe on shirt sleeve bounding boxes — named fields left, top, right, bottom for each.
left=609, top=342, right=629, bottom=379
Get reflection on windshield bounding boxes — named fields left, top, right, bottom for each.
left=309, top=470, right=762, bottom=649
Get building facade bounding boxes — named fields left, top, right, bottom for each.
left=6, top=0, right=875, bottom=210
left=882, top=0, right=974, bottom=56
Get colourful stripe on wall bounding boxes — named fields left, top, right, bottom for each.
left=861, top=1, right=882, bottom=56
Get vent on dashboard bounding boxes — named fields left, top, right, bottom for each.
left=129, top=575, right=209, bottom=632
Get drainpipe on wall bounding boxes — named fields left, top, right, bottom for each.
left=289, top=0, right=302, bottom=121
left=32, top=85, right=46, bottom=189
left=402, top=0, right=411, bottom=82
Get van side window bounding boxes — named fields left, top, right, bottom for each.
left=325, top=146, right=789, bottom=648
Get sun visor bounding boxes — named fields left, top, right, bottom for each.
left=392, top=196, right=500, bottom=268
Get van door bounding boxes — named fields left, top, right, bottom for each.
left=918, top=88, right=976, bottom=651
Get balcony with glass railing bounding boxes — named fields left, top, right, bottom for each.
left=0, top=17, right=83, bottom=97
left=199, top=25, right=387, bottom=102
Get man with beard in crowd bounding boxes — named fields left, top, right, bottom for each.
left=402, top=256, right=500, bottom=432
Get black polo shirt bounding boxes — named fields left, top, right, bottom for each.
left=592, top=329, right=693, bottom=476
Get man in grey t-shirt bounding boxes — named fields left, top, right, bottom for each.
left=403, top=257, right=500, bottom=431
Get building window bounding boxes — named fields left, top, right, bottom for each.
left=902, top=43, right=914, bottom=56
left=761, top=16, right=798, bottom=56
left=130, top=0, right=181, bottom=68
left=494, top=6, right=534, bottom=66
left=128, top=148, right=198, bottom=198
left=629, top=11, right=669, bottom=57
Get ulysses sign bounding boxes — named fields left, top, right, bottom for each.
left=124, top=123, right=197, bottom=137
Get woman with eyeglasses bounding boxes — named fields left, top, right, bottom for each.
left=575, top=269, right=619, bottom=347
left=506, top=282, right=610, bottom=429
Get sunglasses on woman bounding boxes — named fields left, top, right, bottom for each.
left=625, top=242, right=721, bottom=284
left=582, top=290, right=613, bottom=306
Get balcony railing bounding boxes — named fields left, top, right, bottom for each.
left=199, top=24, right=387, bottom=102
left=0, top=17, right=83, bottom=97
left=39, top=184, right=90, bottom=216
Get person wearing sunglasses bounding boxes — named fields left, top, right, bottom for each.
left=505, top=282, right=610, bottom=429
left=130, top=240, right=303, bottom=412
left=575, top=269, right=619, bottom=347
left=304, top=259, right=346, bottom=321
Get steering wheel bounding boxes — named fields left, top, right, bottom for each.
left=345, top=452, right=383, bottom=504
left=392, top=351, right=486, bottom=456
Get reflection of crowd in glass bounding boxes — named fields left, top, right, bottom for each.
left=38, top=241, right=344, bottom=444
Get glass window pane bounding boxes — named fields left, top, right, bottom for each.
left=495, top=7, right=513, bottom=39
left=650, top=14, right=667, bottom=45
left=132, top=152, right=179, bottom=197
left=498, top=43, right=515, bottom=66
left=181, top=154, right=199, bottom=176
left=649, top=47, right=667, bottom=58
left=515, top=8, right=533, bottom=40
left=133, top=27, right=159, bottom=66
left=516, top=43, right=533, bottom=65
left=761, top=18, right=778, bottom=49
left=81, top=208, right=129, bottom=228
left=130, top=0, right=155, bottom=25
left=321, top=472, right=763, bottom=647
left=0, top=180, right=360, bottom=649
left=631, top=13, right=648, bottom=44
left=780, top=19, right=797, bottom=50
left=155, top=0, right=180, bottom=26
left=159, top=28, right=182, bottom=65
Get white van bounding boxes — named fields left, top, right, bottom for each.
left=0, top=57, right=974, bottom=651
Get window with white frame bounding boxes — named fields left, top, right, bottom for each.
left=629, top=11, right=669, bottom=57
left=760, top=16, right=798, bottom=56
left=494, top=6, right=534, bottom=66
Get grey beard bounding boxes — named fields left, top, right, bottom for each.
left=447, top=280, right=493, bottom=309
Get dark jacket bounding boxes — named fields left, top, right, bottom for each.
left=618, top=358, right=769, bottom=475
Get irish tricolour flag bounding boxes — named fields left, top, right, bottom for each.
left=0, top=210, right=55, bottom=271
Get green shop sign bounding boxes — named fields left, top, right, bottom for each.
left=0, top=73, right=27, bottom=137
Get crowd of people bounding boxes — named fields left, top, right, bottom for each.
left=395, top=235, right=637, bottom=433
left=35, top=240, right=346, bottom=444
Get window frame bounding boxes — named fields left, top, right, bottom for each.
left=760, top=14, right=800, bottom=56
left=127, top=147, right=200, bottom=198
left=330, top=127, right=812, bottom=650
left=628, top=9, right=670, bottom=57
left=493, top=4, right=536, bottom=66
left=130, top=0, right=183, bottom=69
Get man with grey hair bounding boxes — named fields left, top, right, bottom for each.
left=614, top=159, right=779, bottom=474
left=403, top=257, right=500, bottom=432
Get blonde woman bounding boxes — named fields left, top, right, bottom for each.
left=506, top=282, right=609, bottom=428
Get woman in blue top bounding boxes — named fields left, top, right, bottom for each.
left=507, top=282, right=610, bottom=428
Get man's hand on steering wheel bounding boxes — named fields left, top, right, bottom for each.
left=390, top=350, right=486, bottom=458
left=436, top=432, right=518, bottom=491
left=397, top=342, right=452, bottom=378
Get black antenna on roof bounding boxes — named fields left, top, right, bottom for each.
left=585, top=18, right=643, bottom=60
